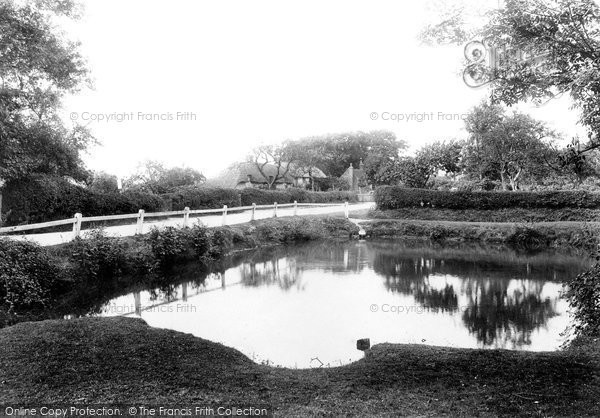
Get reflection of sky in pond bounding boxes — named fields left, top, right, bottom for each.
left=99, top=240, right=592, bottom=368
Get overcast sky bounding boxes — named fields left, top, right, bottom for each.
left=59, top=0, right=586, bottom=178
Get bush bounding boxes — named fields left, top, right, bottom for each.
left=375, top=186, right=600, bottom=210
left=62, top=230, right=129, bottom=283
left=565, top=263, right=600, bottom=338
left=189, top=223, right=212, bottom=259
left=0, top=239, right=60, bottom=310
left=145, top=227, right=193, bottom=270
left=167, top=186, right=241, bottom=210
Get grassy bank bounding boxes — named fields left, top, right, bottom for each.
left=368, top=207, right=600, bottom=223
left=360, top=219, right=600, bottom=252
left=1, top=317, right=598, bottom=417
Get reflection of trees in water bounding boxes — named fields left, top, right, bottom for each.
left=460, top=278, right=557, bottom=349
left=372, top=252, right=560, bottom=348
left=239, top=257, right=303, bottom=291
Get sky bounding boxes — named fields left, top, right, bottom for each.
left=58, top=0, right=587, bottom=178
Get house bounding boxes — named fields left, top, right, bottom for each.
left=207, top=162, right=293, bottom=189
left=285, top=164, right=327, bottom=189
left=340, top=160, right=368, bottom=191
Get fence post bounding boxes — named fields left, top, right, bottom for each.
left=273, top=202, right=278, bottom=218
left=183, top=206, right=190, bottom=227
left=251, top=203, right=256, bottom=221
left=72, top=213, right=82, bottom=239
left=293, top=200, right=298, bottom=216
left=136, top=209, right=145, bottom=235
left=222, top=205, right=228, bottom=226
left=344, top=201, right=349, bottom=219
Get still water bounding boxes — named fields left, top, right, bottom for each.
left=100, top=240, right=592, bottom=368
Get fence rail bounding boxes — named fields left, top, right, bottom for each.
left=0, top=201, right=351, bottom=240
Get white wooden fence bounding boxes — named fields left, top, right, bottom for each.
left=0, top=201, right=350, bottom=241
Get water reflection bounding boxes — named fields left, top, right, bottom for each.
left=98, top=240, right=592, bottom=367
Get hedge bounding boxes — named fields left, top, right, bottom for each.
left=375, top=186, right=600, bottom=210
left=1, top=179, right=359, bottom=226
left=166, top=186, right=241, bottom=210
left=2, top=176, right=166, bottom=226
left=239, top=188, right=358, bottom=206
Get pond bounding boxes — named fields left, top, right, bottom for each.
left=98, top=239, right=593, bottom=368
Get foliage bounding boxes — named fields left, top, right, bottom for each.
left=123, top=161, right=206, bottom=194
left=375, top=186, right=600, bottom=210
left=285, top=130, right=406, bottom=181
left=0, top=239, right=60, bottom=310
left=167, top=186, right=241, bottom=210
left=0, top=0, right=92, bottom=184
left=565, top=263, right=600, bottom=338
left=63, top=230, right=128, bottom=282
left=374, top=156, right=433, bottom=188
left=145, top=227, right=193, bottom=270
left=463, top=101, right=555, bottom=189
left=87, top=171, right=119, bottom=194
left=2, top=175, right=165, bottom=225
left=417, top=140, right=464, bottom=178
left=239, top=188, right=357, bottom=206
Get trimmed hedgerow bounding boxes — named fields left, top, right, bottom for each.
left=375, top=186, right=600, bottom=210
left=3, top=176, right=166, bottom=226
left=3, top=176, right=356, bottom=226
left=167, top=186, right=241, bottom=210
left=239, top=188, right=357, bottom=206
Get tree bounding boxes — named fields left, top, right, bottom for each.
left=284, top=139, right=327, bottom=191
left=464, top=102, right=555, bottom=190
left=285, top=130, right=405, bottom=183
left=249, top=144, right=296, bottom=190
left=88, top=171, right=119, bottom=194
left=0, top=0, right=92, bottom=223
left=374, top=156, right=433, bottom=189
left=422, top=0, right=600, bottom=169
left=417, top=140, right=464, bottom=179
left=123, top=161, right=206, bottom=194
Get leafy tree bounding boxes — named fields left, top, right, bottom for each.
left=422, top=0, right=600, bottom=170
left=124, top=161, right=206, bottom=194
left=88, top=171, right=119, bottom=194
left=284, top=139, right=327, bottom=191
left=463, top=102, right=555, bottom=190
left=286, top=130, right=405, bottom=183
left=0, top=0, right=91, bottom=221
left=417, top=140, right=464, bottom=179
left=375, top=156, right=433, bottom=189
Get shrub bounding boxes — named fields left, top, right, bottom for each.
left=189, top=223, right=212, bottom=259
left=0, top=239, right=60, bottom=310
left=167, top=186, right=241, bottom=210
left=145, top=227, right=193, bottom=270
left=564, top=263, right=600, bottom=338
left=375, top=186, right=600, bottom=210
left=62, top=230, right=129, bottom=283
